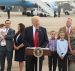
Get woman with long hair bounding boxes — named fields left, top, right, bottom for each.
left=14, top=23, right=25, bottom=71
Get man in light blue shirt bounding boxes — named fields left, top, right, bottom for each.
left=57, top=31, right=68, bottom=71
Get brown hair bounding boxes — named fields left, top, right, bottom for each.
left=17, top=23, right=25, bottom=35
left=5, top=20, right=11, bottom=24
left=59, top=31, right=65, bottom=35
left=0, top=24, right=5, bottom=28
left=58, top=31, right=65, bottom=39
left=50, top=30, right=56, bottom=33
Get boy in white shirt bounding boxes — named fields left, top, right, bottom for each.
left=0, top=24, right=7, bottom=46
left=57, top=31, right=68, bottom=71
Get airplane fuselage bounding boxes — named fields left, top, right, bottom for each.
left=0, top=0, right=36, bottom=7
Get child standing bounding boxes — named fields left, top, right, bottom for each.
left=47, top=31, right=57, bottom=71
left=0, top=24, right=7, bottom=46
left=57, top=31, right=68, bottom=71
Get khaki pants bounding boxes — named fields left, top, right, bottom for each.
left=69, top=62, right=75, bottom=71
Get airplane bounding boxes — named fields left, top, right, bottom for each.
left=0, top=0, right=37, bottom=18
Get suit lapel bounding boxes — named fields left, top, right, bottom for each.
left=31, top=26, right=42, bottom=46
left=64, top=27, right=66, bottom=33
left=30, top=26, right=34, bottom=44
left=38, top=27, right=42, bottom=44
left=7, top=28, right=11, bottom=35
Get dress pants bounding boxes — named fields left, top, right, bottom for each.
left=58, top=55, right=67, bottom=71
left=7, top=11, right=10, bottom=19
left=26, top=56, right=43, bottom=71
left=0, top=46, right=13, bottom=71
left=69, top=62, right=75, bottom=71
left=48, top=52, right=57, bottom=71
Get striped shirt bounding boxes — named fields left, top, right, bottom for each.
left=47, top=39, right=57, bottom=51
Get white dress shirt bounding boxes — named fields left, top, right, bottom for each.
left=6, top=28, right=9, bottom=33
left=33, top=26, right=36, bottom=38
left=66, top=26, right=72, bottom=34
left=57, top=39, right=68, bottom=57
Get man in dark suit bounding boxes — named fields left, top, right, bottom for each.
left=18, top=16, right=48, bottom=71
left=0, top=20, right=15, bottom=71
left=24, top=16, right=48, bottom=71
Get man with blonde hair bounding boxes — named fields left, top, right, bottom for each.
left=24, top=16, right=48, bottom=71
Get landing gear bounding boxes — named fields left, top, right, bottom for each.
left=22, top=11, right=26, bottom=15
left=65, top=11, right=70, bottom=15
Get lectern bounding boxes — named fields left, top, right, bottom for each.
left=25, top=47, right=52, bottom=71
left=25, top=47, right=51, bottom=71
left=25, top=47, right=52, bottom=56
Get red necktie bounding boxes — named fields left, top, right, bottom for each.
left=34, top=29, right=39, bottom=47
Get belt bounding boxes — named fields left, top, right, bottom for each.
left=0, top=45, right=6, bottom=47
left=71, top=61, right=75, bottom=64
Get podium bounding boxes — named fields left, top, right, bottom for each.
left=25, top=47, right=52, bottom=71
left=25, top=47, right=52, bottom=56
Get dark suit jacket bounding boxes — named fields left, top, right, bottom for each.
left=5, top=28, right=15, bottom=51
left=23, top=26, right=48, bottom=61
left=0, top=28, right=15, bottom=52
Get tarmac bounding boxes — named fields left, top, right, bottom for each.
left=0, top=12, right=75, bottom=71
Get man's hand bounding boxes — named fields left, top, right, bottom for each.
left=71, top=50, right=75, bottom=55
